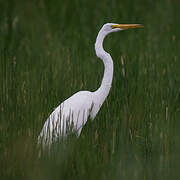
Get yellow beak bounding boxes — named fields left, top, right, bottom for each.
left=111, top=24, right=143, bottom=30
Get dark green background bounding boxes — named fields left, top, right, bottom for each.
left=0, top=0, right=180, bottom=179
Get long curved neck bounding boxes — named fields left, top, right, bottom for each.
left=94, top=29, right=114, bottom=107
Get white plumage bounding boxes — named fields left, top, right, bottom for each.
left=38, top=23, right=142, bottom=147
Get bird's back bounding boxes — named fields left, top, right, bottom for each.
left=38, top=91, right=94, bottom=147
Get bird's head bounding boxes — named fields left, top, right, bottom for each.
left=101, top=23, right=143, bottom=34
left=95, top=23, right=143, bottom=58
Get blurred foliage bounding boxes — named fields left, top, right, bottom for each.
left=0, top=0, right=180, bottom=179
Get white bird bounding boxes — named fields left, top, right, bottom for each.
left=38, top=23, right=142, bottom=147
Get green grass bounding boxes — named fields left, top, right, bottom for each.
left=0, top=0, right=180, bottom=179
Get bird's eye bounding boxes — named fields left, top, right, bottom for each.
left=104, top=25, right=112, bottom=31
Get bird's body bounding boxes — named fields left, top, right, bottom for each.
left=38, top=23, right=142, bottom=147
left=38, top=91, right=93, bottom=145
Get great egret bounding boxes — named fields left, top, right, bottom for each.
left=38, top=23, right=142, bottom=147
